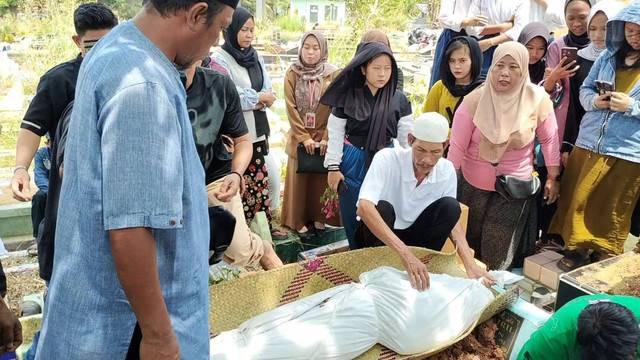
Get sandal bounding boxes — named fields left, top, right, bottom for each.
left=271, top=228, right=289, bottom=240
left=557, top=250, right=591, bottom=272
left=27, top=243, right=38, bottom=257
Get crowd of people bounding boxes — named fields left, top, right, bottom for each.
left=0, top=0, right=637, bottom=358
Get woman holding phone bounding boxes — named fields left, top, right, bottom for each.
left=562, top=1, right=625, bottom=164
left=549, top=2, right=640, bottom=270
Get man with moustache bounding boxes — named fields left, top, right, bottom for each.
left=355, top=113, right=493, bottom=292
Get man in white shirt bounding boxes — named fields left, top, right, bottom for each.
left=355, top=113, right=493, bottom=291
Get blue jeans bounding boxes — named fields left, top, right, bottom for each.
left=24, top=331, right=39, bottom=360
left=339, top=144, right=367, bottom=248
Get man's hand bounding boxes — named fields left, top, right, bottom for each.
left=11, top=168, right=32, bottom=202
left=609, top=92, right=634, bottom=113
left=464, top=261, right=495, bottom=285
left=327, top=171, right=344, bottom=192
left=0, top=298, right=22, bottom=354
left=140, top=331, right=179, bottom=360
left=214, top=173, right=242, bottom=202
left=399, top=248, right=430, bottom=291
left=302, top=139, right=315, bottom=155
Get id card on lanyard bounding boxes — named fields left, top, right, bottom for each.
left=305, top=80, right=317, bottom=129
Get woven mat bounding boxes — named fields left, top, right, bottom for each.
left=210, top=247, right=518, bottom=359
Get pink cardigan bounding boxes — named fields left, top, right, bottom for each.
left=448, top=103, right=561, bottom=192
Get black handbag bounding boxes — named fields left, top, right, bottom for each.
left=494, top=175, right=541, bottom=201
left=296, top=144, right=327, bottom=173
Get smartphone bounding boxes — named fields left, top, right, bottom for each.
left=561, top=47, right=578, bottom=67
left=337, top=180, right=348, bottom=194
left=595, top=80, right=614, bottom=99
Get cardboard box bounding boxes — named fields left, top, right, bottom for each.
left=539, top=260, right=564, bottom=290
left=523, top=251, right=563, bottom=282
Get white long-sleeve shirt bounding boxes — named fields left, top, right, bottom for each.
left=438, top=0, right=529, bottom=40
left=528, top=0, right=565, bottom=32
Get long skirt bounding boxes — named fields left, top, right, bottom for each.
left=281, top=155, right=341, bottom=231
left=549, top=147, right=640, bottom=255
left=339, top=144, right=368, bottom=248
left=458, top=176, right=536, bottom=270
left=242, top=141, right=272, bottom=223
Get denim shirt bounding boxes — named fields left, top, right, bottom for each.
left=576, top=2, right=640, bottom=164
left=35, top=21, right=210, bottom=359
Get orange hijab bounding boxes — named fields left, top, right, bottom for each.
left=464, top=42, right=553, bottom=163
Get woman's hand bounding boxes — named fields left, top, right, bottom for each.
left=609, top=92, right=634, bottom=113
left=462, top=15, right=488, bottom=27
left=547, top=57, right=579, bottom=83
left=543, top=178, right=560, bottom=205
left=258, top=91, right=276, bottom=108
left=327, top=171, right=344, bottom=192
left=319, top=140, right=328, bottom=156
left=594, top=94, right=611, bottom=110
left=561, top=152, right=570, bottom=168
left=302, top=139, right=315, bottom=155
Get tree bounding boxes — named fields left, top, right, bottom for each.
left=345, top=0, right=420, bottom=34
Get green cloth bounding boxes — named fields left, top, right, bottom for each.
left=517, top=294, right=640, bottom=360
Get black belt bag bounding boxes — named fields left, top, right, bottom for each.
left=495, top=175, right=541, bottom=201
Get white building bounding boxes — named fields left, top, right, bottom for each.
left=289, top=0, right=347, bottom=25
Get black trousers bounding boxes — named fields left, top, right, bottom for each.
left=31, top=190, right=47, bottom=238
left=631, top=200, right=640, bottom=237
left=354, top=197, right=461, bottom=251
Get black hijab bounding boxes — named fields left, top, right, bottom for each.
left=320, top=42, right=398, bottom=164
left=440, top=36, right=484, bottom=98
left=564, top=0, right=591, bottom=48
left=221, top=7, right=269, bottom=138
left=518, top=22, right=551, bottom=84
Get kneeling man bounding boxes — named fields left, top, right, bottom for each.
left=355, top=112, right=492, bottom=290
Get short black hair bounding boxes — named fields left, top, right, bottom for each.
left=577, top=301, right=640, bottom=360
left=73, top=3, right=118, bottom=37
left=143, top=0, right=227, bottom=24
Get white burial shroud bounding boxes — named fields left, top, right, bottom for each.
left=211, top=266, right=508, bottom=359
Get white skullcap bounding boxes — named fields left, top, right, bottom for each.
left=412, top=112, right=449, bottom=143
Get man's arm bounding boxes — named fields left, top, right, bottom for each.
left=230, top=134, right=251, bottom=176
left=110, top=228, right=177, bottom=351
left=11, top=129, right=42, bottom=201
left=357, top=200, right=430, bottom=291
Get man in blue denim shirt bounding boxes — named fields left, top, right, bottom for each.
left=35, top=1, right=237, bottom=359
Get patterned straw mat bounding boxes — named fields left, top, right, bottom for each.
left=210, top=246, right=518, bottom=359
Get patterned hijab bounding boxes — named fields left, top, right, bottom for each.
left=464, top=42, right=554, bottom=163
left=290, top=31, right=338, bottom=115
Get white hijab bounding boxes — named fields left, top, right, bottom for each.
left=577, top=0, right=626, bottom=61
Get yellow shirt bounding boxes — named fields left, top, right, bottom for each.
left=616, top=67, right=640, bottom=94
left=421, top=80, right=462, bottom=125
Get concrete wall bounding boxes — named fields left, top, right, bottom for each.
left=290, top=0, right=346, bottom=25
left=0, top=203, right=32, bottom=238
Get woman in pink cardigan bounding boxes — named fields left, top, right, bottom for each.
left=448, top=42, right=561, bottom=270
